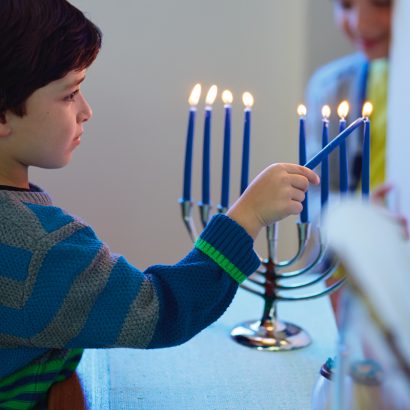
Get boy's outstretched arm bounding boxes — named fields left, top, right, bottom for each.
left=227, top=163, right=320, bottom=239
left=0, top=163, right=319, bottom=354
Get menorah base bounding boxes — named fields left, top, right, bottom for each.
left=230, top=319, right=311, bottom=351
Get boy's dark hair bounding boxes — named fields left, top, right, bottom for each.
left=0, top=0, right=102, bottom=117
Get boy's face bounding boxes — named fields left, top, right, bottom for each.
left=3, top=69, right=92, bottom=174
left=334, top=0, right=392, bottom=60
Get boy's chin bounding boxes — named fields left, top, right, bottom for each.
left=361, top=45, right=389, bottom=61
left=37, top=157, right=73, bottom=169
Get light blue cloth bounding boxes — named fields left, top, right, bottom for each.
left=79, top=286, right=338, bottom=409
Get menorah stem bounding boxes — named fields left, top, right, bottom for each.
left=231, top=244, right=312, bottom=351
left=261, top=300, right=277, bottom=325
left=266, top=224, right=278, bottom=263
left=261, top=257, right=277, bottom=323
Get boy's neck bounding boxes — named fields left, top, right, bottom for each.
left=0, top=170, right=29, bottom=190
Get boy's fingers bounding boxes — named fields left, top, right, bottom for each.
left=289, top=174, right=309, bottom=192
left=289, top=200, right=303, bottom=215
left=290, top=188, right=306, bottom=202
left=281, top=163, right=320, bottom=185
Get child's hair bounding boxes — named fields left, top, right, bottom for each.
left=0, top=0, right=102, bottom=118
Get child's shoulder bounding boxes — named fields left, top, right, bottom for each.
left=309, top=52, right=366, bottom=90
left=0, top=188, right=87, bottom=241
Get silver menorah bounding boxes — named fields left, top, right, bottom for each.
left=179, top=94, right=372, bottom=351
left=179, top=200, right=345, bottom=352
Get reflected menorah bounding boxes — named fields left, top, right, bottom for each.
left=179, top=90, right=372, bottom=351
left=180, top=201, right=345, bottom=351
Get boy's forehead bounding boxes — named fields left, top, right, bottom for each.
left=58, top=70, right=87, bottom=90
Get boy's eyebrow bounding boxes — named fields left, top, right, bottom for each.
left=63, top=76, right=86, bottom=90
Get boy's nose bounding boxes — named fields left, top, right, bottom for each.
left=350, top=4, right=377, bottom=36
left=78, top=95, right=93, bottom=123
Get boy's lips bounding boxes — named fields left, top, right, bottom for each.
left=358, top=36, right=386, bottom=51
left=73, top=133, right=82, bottom=145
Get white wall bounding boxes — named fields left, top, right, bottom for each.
left=305, top=0, right=354, bottom=84
left=388, top=0, right=410, bottom=222
left=31, top=1, right=353, bottom=269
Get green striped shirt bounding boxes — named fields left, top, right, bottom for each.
left=0, top=349, right=83, bottom=410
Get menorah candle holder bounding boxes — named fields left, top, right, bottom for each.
left=179, top=201, right=346, bottom=351
left=179, top=88, right=371, bottom=351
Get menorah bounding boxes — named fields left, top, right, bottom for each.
left=180, top=199, right=345, bottom=351
left=179, top=84, right=372, bottom=351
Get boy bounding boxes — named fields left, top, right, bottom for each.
left=305, top=0, right=392, bottom=321
left=306, top=0, right=392, bottom=191
left=0, top=0, right=319, bottom=408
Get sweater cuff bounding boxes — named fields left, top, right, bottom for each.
left=195, top=214, right=260, bottom=283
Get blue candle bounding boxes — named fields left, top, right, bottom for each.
left=362, top=102, right=373, bottom=198
left=240, top=92, right=254, bottom=195
left=321, top=105, right=331, bottom=209
left=338, top=101, right=349, bottom=194
left=305, top=117, right=365, bottom=170
left=220, top=90, right=233, bottom=209
left=201, top=85, right=218, bottom=206
left=182, top=83, right=201, bottom=202
left=297, top=104, right=308, bottom=223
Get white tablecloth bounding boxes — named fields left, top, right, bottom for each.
left=78, top=287, right=338, bottom=410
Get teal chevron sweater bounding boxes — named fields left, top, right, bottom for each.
left=0, top=186, right=260, bottom=408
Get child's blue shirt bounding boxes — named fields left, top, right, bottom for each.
left=0, top=186, right=260, bottom=408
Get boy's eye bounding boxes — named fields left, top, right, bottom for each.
left=372, top=0, right=392, bottom=7
left=336, top=0, right=353, bottom=10
left=64, top=90, right=79, bottom=102
left=335, top=0, right=392, bottom=8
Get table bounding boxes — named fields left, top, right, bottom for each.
left=76, top=287, right=337, bottom=409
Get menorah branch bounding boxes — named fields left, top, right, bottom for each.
left=277, top=278, right=346, bottom=302
left=276, top=262, right=339, bottom=290
left=179, top=199, right=198, bottom=243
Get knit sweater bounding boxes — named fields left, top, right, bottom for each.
left=0, top=186, right=260, bottom=408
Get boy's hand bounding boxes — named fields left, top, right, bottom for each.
left=227, top=163, right=320, bottom=239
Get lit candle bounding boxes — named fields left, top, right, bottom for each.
left=321, top=105, right=331, bottom=209
left=240, top=92, right=254, bottom=195
left=362, top=102, right=373, bottom=198
left=305, top=117, right=365, bottom=170
left=338, top=101, right=350, bottom=194
left=182, top=83, right=201, bottom=202
left=297, top=104, right=309, bottom=223
left=220, top=90, right=233, bottom=210
left=201, top=85, right=218, bottom=206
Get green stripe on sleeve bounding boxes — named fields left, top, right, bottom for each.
left=195, top=238, right=248, bottom=284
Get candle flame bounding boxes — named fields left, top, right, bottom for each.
left=188, top=83, right=202, bottom=106
left=362, top=101, right=373, bottom=117
left=242, top=92, right=254, bottom=108
left=297, top=104, right=307, bottom=117
left=321, top=105, right=331, bottom=119
left=222, top=89, right=233, bottom=105
left=337, top=101, right=350, bottom=119
left=205, top=85, right=218, bottom=106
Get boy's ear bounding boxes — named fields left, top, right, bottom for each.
left=0, top=113, right=12, bottom=137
